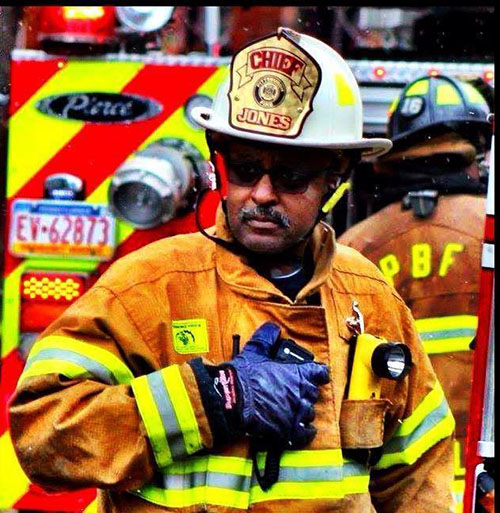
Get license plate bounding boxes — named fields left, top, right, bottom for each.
left=9, top=199, right=116, bottom=260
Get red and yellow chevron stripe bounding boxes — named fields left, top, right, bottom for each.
left=0, top=50, right=228, bottom=511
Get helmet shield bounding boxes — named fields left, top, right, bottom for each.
left=228, top=29, right=321, bottom=138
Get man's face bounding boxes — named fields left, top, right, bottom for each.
left=218, top=136, right=348, bottom=254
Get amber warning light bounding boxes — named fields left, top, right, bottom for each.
left=20, top=272, right=90, bottom=333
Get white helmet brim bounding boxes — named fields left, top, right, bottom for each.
left=192, top=106, right=393, bottom=158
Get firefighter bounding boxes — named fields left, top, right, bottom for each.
left=10, top=29, right=455, bottom=512
left=338, top=74, right=492, bottom=508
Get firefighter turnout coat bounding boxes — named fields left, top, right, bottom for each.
left=339, top=194, right=485, bottom=499
left=10, top=207, right=455, bottom=513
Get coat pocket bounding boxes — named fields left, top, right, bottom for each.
left=339, top=398, right=391, bottom=449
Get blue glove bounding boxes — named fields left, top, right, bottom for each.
left=229, top=322, right=330, bottom=447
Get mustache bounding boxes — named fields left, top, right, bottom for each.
left=238, top=206, right=291, bottom=228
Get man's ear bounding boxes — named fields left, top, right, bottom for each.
left=326, top=153, right=357, bottom=187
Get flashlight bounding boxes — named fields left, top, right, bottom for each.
left=348, top=333, right=412, bottom=400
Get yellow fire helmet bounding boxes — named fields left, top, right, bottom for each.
left=192, top=27, right=392, bottom=157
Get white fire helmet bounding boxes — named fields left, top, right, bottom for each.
left=192, top=27, right=392, bottom=157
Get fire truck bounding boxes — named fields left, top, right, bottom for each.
left=0, top=6, right=494, bottom=512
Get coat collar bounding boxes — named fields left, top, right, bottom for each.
left=213, top=205, right=337, bottom=304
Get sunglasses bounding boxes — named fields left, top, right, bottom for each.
left=223, top=157, right=342, bottom=194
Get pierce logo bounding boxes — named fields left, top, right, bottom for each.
left=229, top=30, right=321, bottom=138
left=36, top=92, right=163, bottom=123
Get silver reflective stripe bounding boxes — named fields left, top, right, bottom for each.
left=343, top=461, right=369, bottom=477
left=251, top=465, right=339, bottom=486
left=383, top=399, right=449, bottom=455
left=482, top=243, right=494, bottom=269
left=147, top=371, right=186, bottom=460
left=24, top=348, right=116, bottom=384
left=156, top=460, right=368, bottom=490
left=161, top=471, right=252, bottom=491
left=419, top=328, right=476, bottom=340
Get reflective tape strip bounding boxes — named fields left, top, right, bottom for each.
left=133, top=485, right=250, bottom=510
left=131, top=374, right=173, bottom=469
left=133, top=454, right=252, bottom=509
left=463, top=83, right=488, bottom=105
left=388, top=95, right=399, bottom=114
left=334, top=73, right=355, bottom=106
left=19, top=336, right=134, bottom=386
left=453, top=479, right=465, bottom=513
left=0, top=432, right=31, bottom=509
left=147, top=371, right=186, bottom=460
left=375, top=382, right=455, bottom=469
left=275, top=448, right=344, bottom=467
left=249, top=458, right=369, bottom=503
left=131, top=452, right=370, bottom=509
left=160, top=470, right=251, bottom=491
left=383, top=399, right=449, bottom=454
left=436, top=83, right=461, bottom=105
left=482, top=243, right=494, bottom=269
left=131, top=365, right=203, bottom=470
left=23, top=349, right=116, bottom=384
left=390, top=381, right=445, bottom=437
left=161, top=366, right=203, bottom=456
left=377, top=410, right=454, bottom=469
left=18, top=360, right=94, bottom=387
left=406, top=80, right=429, bottom=96
left=415, top=315, right=477, bottom=354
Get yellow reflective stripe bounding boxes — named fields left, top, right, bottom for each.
left=415, top=315, right=477, bottom=331
left=257, top=448, right=343, bottom=468
left=396, top=381, right=445, bottom=437
left=1, top=263, right=25, bottom=357
left=388, top=95, right=400, bottom=114
left=453, top=479, right=465, bottom=513
left=463, top=83, right=487, bottom=105
left=133, top=485, right=249, bottom=510
left=374, top=381, right=455, bottom=469
left=161, top=366, right=203, bottom=455
left=436, top=83, right=462, bottom=105
left=131, top=452, right=370, bottom=509
left=415, top=315, right=477, bottom=354
left=343, top=474, right=370, bottom=494
left=406, top=80, right=429, bottom=96
left=165, top=454, right=252, bottom=476
left=377, top=410, right=455, bottom=469
left=18, top=359, right=93, bottom=387
left=131, top=375, right=173, bottom=469
left=7, top=60, right=144, bottom=198
left=249, top=475, right=369, bottom=503
left=423, top=337, right=472, bottom=354
left=0, top=432, right=31, bottom=509
left=334, top=73, right=355, bottom=106
left=26, top=336, right=134, bottom=384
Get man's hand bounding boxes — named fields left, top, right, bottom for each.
left=223, top=322, right=330, bottom=447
